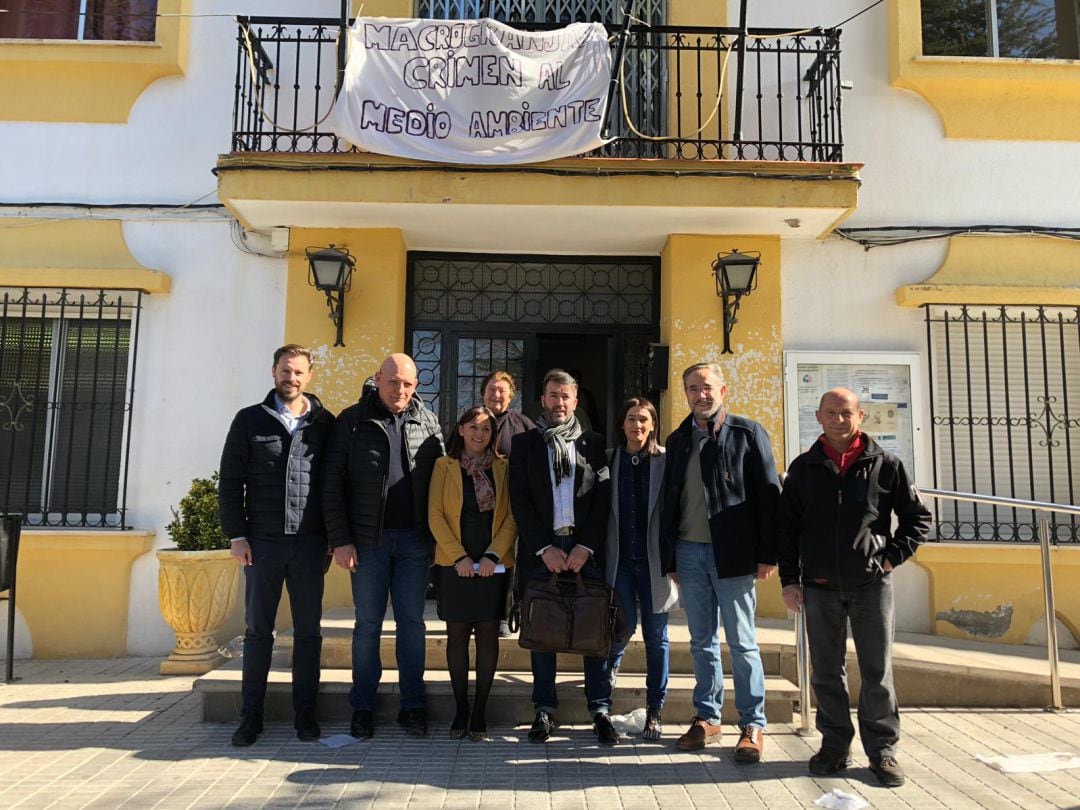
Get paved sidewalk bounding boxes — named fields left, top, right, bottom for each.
left=1, top=659, right=1080, bottom=809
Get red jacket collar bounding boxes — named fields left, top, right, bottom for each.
left=817, top=431, right=867, bottom=476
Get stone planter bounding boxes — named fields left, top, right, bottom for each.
left=157, top=549, right=239, bottom=675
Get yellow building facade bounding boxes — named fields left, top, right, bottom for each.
left=2, top=0, right=1080, bottom=658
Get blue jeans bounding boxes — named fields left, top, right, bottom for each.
left=609, top=556, right=669, bottom=709
left=349, top=528, right=429, bottom=712
left=676, top=539, right=766, bottom=728
left=804, top=575, right=899, bottom=758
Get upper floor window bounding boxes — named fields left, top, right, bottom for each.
left=0, top=0, right=157, bottom=42
left=921, top=0, right=1079, bottom=59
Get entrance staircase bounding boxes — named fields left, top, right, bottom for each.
left=196, top=605, right=802, bottom=726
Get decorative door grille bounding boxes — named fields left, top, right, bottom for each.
left=414, top=1, right=667, bottom=146
left=407, top=253, right=658, bottom=431
left=926, top=304, right=1080, bottom=543
left=417, top=1, right=665, bottom=25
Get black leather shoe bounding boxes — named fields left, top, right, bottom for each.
left=294, top=707, right=321, bottom=742
left=350, top=709, right=374, bottom=740
left=397, top=707, right=428, bottom=736
left=231, top=713, right=263, bottom=747
left=869, top=755, right=906, bottom=788
left=592, top=713, right=620, bottom=746
left=642, top=706, right=663, bottom=741
left=528, top=710, right=557, bottom=743
left=809, top=747, right=853, bottom=775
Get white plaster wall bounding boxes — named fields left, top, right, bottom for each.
left=122, top=220, right=286, bottom=655
left=746, top=1, right=1080, bottom=229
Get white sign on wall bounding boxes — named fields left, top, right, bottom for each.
left=783, top=351, right=926, bottom=483
left=330, top=17, right=613, bottom=165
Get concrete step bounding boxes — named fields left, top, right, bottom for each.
left=277, top=608, right=786, bottom=675
left=196, top=658, right=799, bottom=726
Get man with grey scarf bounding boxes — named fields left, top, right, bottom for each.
left=509, top=369, right=614, bottom=745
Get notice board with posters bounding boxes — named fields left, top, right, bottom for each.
left=782, top=351, right=926, bottom=482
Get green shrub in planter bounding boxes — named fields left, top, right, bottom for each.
left=166, top=472, right=230, bottom=551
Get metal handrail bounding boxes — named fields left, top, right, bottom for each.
left=920, top=487, right=1077, bottom=711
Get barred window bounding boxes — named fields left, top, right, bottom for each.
left=0, top=288, right=142, bottom=528
left=926, top=305, right=1080, bottom=543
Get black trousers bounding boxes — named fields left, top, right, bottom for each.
left=803, top=575, right=899, bottom=758
left=241, top=537, right=325, bottom=716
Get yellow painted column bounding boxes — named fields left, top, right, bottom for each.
left=284, top=227, right=408, bottom=617
left=660, top=234, right=785, bottom=618
left=286, top=228, right=408, bottom=416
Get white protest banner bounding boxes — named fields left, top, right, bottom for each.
left=330, top=17, right=613, bottom=165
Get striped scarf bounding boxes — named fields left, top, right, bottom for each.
left=537, top=413, right=582, bottom=485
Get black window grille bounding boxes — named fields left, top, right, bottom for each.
left=926, top=304, right=1080, bottom=543
left=0, top=288, right=142, bottom=529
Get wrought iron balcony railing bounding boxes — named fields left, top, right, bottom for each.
left=232, top=16, right=843, bottom=162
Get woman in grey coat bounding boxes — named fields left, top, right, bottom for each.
left=604, top=396, right=679, bottom=740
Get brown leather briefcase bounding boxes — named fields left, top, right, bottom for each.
left=518, top=571, right=617, bottom=658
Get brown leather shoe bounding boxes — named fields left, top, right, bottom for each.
left=675, top=716, right=722, bottom=751
left=733, top=724, right=764, bottom=762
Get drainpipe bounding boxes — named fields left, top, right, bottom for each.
left=732, top=0, right=749, bottom=145
left=336, top=0, right=349, bottom=100
left=600, top=0, right=638, bottom=140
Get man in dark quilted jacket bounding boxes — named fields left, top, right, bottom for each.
left=219, top=344, right=336, bottom=748
left=323, top=353, right=444, bottom=739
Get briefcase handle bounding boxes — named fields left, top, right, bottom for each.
left=548, top=570, right=591, bottom=594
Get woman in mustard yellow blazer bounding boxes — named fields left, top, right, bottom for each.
left=429, top=405, right=517, bottom=741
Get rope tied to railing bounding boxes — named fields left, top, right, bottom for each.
left=615, top=27, right=820, bottom=142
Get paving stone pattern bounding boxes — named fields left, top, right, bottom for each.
left=1, top=659, right=1079, bottom=808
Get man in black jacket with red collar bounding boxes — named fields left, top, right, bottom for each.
left=509, top=368, right=614, bottom=745
left=219, top=344, right=336, bottom=748
left=779, top=388, right=930, bottom=788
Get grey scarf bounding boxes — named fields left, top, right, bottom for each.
left=537, top=413, right=583, bottom=485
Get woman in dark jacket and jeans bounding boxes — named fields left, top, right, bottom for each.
left=604, top=396, right=679, bottom=740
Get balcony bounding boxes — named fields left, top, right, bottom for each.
left=217, top=16, right=860, bottom=251
left=230, top=16, right=844, bottom=162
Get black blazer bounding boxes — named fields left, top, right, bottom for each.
left=508, top=428, right=611, bottom=577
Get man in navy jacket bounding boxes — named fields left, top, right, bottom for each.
left=219, top=344, right=335, bottom=747
left=659, top=362, right=780, bottom=762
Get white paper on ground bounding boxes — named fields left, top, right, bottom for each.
left=609, top=708, right=647, bottom=734
left=320, top=734, right=361, bottom=749
left=975, top=752, right=1080, bottom=773
left=814, top=789, right=869, bottom=810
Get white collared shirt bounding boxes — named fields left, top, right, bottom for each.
left=548, top=441, right=577, bottom=532
left=273, top=393, right=310, bottom=436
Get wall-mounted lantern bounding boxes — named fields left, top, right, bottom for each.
left=306, top=245, right=354, bottom=347
left=711, top=249, right=760, bottom=354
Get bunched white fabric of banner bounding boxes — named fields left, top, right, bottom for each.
left=330, top=17, right=614, bottom=165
